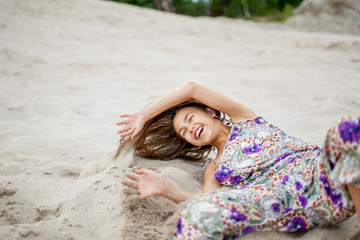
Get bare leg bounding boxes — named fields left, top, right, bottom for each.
left=347, top=184, right=360, bottom=221
left=348, top=185, right=360, bottom=240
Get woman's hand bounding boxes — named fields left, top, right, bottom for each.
left=117, top=111, right=147, bottom=139
left=122, top=168, right=194, bottom=203
left=122, top=169, right=166, bottom=200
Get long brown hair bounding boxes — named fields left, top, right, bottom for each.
left=114, top=100, right=228, bottom=161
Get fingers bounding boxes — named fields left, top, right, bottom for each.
left=121, top=180, right=138, bottom=189
left=117, top=113, right=144, bottom=138
left=116, top=119, right=130, bottom=126
left=117, top=125, right=131, bottom=133
left=125, top=172, right=140, bottom=181
left=131, top=128, right=140, bottom=139
left=122, top=172, right=140, bottom=189
left=117, top=125, right=131, bottom=134
left=118, top=126, right=135, bottom=137
left=119, top=130, right=134, bottom=137
left=134, top=168, right=152, bottom=176
left=139, top=194, right=147, bottom=200
left=134, top=169, right=145, bottom=175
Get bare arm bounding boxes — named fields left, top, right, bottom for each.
left=122, top=166, right=220, bottom=203
left=202, top=159, right=221, bottom=193
left=160, top=179, right=194, bottom=203
left=143, top=82, right=256, bottom=123
left=122, top=169, right=193, bottom=204
left=118, top=82, right=256, bottom=139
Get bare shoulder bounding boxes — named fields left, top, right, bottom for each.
left=203, top=157, right=221, bottom=192
left=231, top=113, right=258, bottom=124
left=204, top=157, right=218, bottom=174
left=230, top=110, right=257, bottom=123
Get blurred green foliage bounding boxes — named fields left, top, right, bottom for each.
left=172, top=0, right=207, bottom=17
left=111, top=0, right=303, bottom=21
left=113, top=0, right=156, bottom=9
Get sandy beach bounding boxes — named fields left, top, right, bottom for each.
left=0, top=0, right=359, bottom=239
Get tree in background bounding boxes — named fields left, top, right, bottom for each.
left=215, top=0, right=303, bottom=21
left=110, top=0, right=303, bottom=21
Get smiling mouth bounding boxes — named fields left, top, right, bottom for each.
left=194, top=125, right=203, bottom=139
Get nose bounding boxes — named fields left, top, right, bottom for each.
left=184, top=124, right=195, bottom=135
left=189, top=125, right=195, bottom=132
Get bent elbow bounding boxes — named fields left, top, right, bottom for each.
left=184, top=81, right=198, bottom=98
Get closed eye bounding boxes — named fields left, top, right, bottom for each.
left=181, top=114, right=193, bottom=137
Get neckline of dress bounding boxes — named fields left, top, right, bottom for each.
left=216, top=116, right=263, bottom=168
left=232, top=115, right=262, bottom=125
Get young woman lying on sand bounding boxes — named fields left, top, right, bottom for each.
left=116, top=82, right=360, bottom=239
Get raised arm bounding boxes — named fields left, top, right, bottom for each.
left=118, top=82, right=256, bottom=139
left=143, top=82, right=255, bottom=124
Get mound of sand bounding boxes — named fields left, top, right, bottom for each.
left=0, top=0, right=359, bottom=239
left=287, top=0, right=360, bottom=35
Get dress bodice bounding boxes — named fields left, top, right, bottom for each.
left=215, top=116, right=321, bottom=190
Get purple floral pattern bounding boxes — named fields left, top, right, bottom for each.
left=255, top=118, right=263, bottom=125
left=272, top=203, right=280, bottom=213
left=286, top=217, right=307, bottom=232
left=284, top=208, right=293, bottom=213
left=230, top=175, right=242, bottom=184
left=231, top=233, right=239, bottom=240
left=242, top=227, right=256, bottom=235
left=173, top=115, right=359, bottom=239
left=338, top=120, right=360, bottom=142
left=287, top=155, right=299, bottom=164
left=298, top=195, right=308, bottom=207
left=229, top=208, right=247, bottom=222
left=281, top=175, right=289, bottom=185
left=319, top=175, right=343, bottom=209
left=215, top=165, right=235, bottom=182
left=229, top=134, right=238, bottom=141
left=242, top=142, right=262, bottom=155
left=176, top=219, right=182, bottom=234
left=275, top=152, right=292, bottom=163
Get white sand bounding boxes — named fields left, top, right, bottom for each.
left=0, top=0, right=359, bottom=239
left=287, top=0, right=360, bottom=35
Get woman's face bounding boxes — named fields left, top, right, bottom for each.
left=173, top=107, right=217, bottom=147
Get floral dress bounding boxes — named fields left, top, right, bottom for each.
left=173, top=115, right=360, bottom=239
